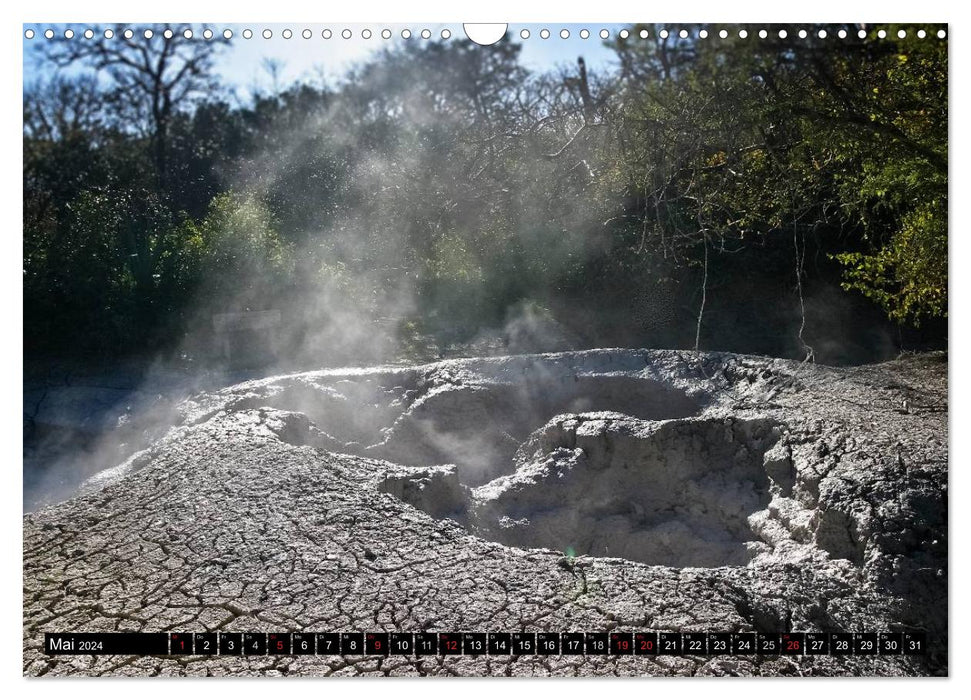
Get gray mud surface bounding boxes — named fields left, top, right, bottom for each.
left=23, top=349, right=947, bottom=676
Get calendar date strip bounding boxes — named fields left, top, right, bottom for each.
left=44, top=631, right=927, bottom=657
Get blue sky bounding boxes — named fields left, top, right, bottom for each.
left=23, top=23, right=624, bottom=99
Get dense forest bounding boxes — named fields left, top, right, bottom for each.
left=23, top=24, right=947, bottom=369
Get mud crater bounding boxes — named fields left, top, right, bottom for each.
left=467, top=415, right=779, bottom=567
left=259, top=370, right=791, bottom=568
left=368, top=374, right=706, bottom=485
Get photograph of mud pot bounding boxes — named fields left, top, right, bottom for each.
left=23, top=23, right=947, bottom=677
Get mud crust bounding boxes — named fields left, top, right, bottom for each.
left=24, top=349, right=947, bottom=676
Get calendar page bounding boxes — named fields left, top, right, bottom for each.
left=22, top=19, right=948, bottom=679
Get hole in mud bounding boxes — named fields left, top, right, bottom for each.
left=466, top=416, right=778, bottom=568
left=253, top=372, right=708, bottom=487
left=236, top=373, right=418, bottom=447
left=368, top=375, right=707, bottom=486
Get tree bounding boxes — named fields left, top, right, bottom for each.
left=44, top=24, right=228, bottom=197
left=598, top=23, right=947, bottom=332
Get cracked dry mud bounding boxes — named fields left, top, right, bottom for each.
left=23, top=349, right=947, bottom=677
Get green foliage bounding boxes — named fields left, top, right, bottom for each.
left=598, top=24, right=947, bottom=325
left=836, top=201, right=947, bottom=324
left=24, top=26, right=948, bottom=362
left=174, top=192, right=293, bottom=303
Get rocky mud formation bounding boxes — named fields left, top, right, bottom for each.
left=23, top=349, right=948, bottom=676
